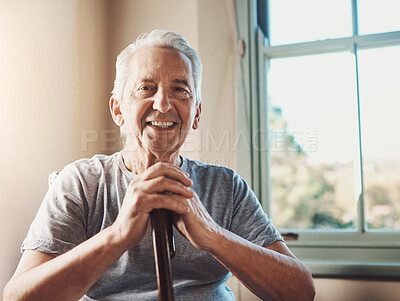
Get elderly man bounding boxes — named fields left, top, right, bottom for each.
left=4, top=30, right=315, bottom=301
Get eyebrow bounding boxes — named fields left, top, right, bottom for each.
left=172, top=79, right=190, bottom=88
left=140, top=78, right=156, bottom=83
left=135, top=78, right=192, bottom=90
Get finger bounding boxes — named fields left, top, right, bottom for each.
left=146, top=194, right=190, bottom=214
left=142, top=177, right=194, bottom=198
left=122, top=192, right=189, bottom=215
left=143, top=163, right=192, bottom=187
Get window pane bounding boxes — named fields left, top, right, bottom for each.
left=358, top=46, right=400, bottom=230
left=269, top=0, right=352, bottom=45
left=358, top=0, right=400, bottom=35
left=267, top=52, right=359, bottom=230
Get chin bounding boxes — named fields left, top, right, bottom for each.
left=146, top=143, right=179, bottom=154
left=144, top=135, right=182, bottom=150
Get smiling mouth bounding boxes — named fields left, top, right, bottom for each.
left=147, top=121, right=177, bottom=129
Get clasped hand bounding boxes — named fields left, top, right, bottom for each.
left=112, top=162, right=221, bottom=252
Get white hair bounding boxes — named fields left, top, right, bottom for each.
left=111, top=29, right=202, bottom=105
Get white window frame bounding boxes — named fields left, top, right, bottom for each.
left=235, top=0, right=400, bottom=277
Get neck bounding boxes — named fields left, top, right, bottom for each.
left=121, top=148, right=181, bottom=174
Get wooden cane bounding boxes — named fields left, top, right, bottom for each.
left=151, top=209, right=175, bottom=301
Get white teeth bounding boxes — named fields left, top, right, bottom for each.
left=150, top=121, right=175, bottom=128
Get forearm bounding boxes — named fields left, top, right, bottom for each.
left=4, top=225, right=127, bottom=301
left=208, top=229, right=315, bottom=301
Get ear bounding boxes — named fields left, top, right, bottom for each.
left=109, top=96, right=124, bottom=127
left=192, top=103, right=201, bottom=130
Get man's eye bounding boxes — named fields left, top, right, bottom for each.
left=174, top=87, right=187, bottom=93
left=134, top=86, right=155, bottom=99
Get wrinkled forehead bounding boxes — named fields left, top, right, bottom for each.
left=127, top=47, right=194, bottom=85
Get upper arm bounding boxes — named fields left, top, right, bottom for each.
left=12, top=250, right=55, bottom=279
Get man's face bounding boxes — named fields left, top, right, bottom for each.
left=119, top=47, right=200, bottom=155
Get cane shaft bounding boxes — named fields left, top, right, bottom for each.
left=151, top=209, right=175, bottom=301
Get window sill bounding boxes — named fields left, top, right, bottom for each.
left=283, top=231, right=400, bottom=278
left=304, top=260, right=400, bottom=278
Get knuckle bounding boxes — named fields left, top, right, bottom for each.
left=128, top=177, right=141, bottom=188
left=153, top=162, right=165, bottom=170
left=128, top=182, right=140, bottom=193
left=156, top=176, right=168, bottom=187
left=151, top=196, right=162, bottom=208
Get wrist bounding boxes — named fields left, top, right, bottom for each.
left=108, top=222, right=133, bottom=251
left=201, top=224, right=226, bottom=253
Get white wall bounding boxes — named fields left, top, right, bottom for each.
left=197, top=0, right=238, bottom=169
left=0, top=0, right=112, bottom=291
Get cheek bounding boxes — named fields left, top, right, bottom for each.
left=124, top=99, right=150, bottom=122
left=128, top=101, right=152, bottom=131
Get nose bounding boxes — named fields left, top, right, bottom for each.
left=152, top=88, right=172, bottom=113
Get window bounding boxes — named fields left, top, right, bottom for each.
left=268, top=52, right=359, bottom=230
left=235, top=0, right=400, bottom=277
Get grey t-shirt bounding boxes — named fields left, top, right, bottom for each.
left=22, top=152, right=283, bottom=300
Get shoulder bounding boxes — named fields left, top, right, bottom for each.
left=62, top=153, right=118, bottom=175
left=182, top=157, right=248, bottom=192
left=54, top=152, right=120, bottom=186
left=183, top=157, right=236, bottom=179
